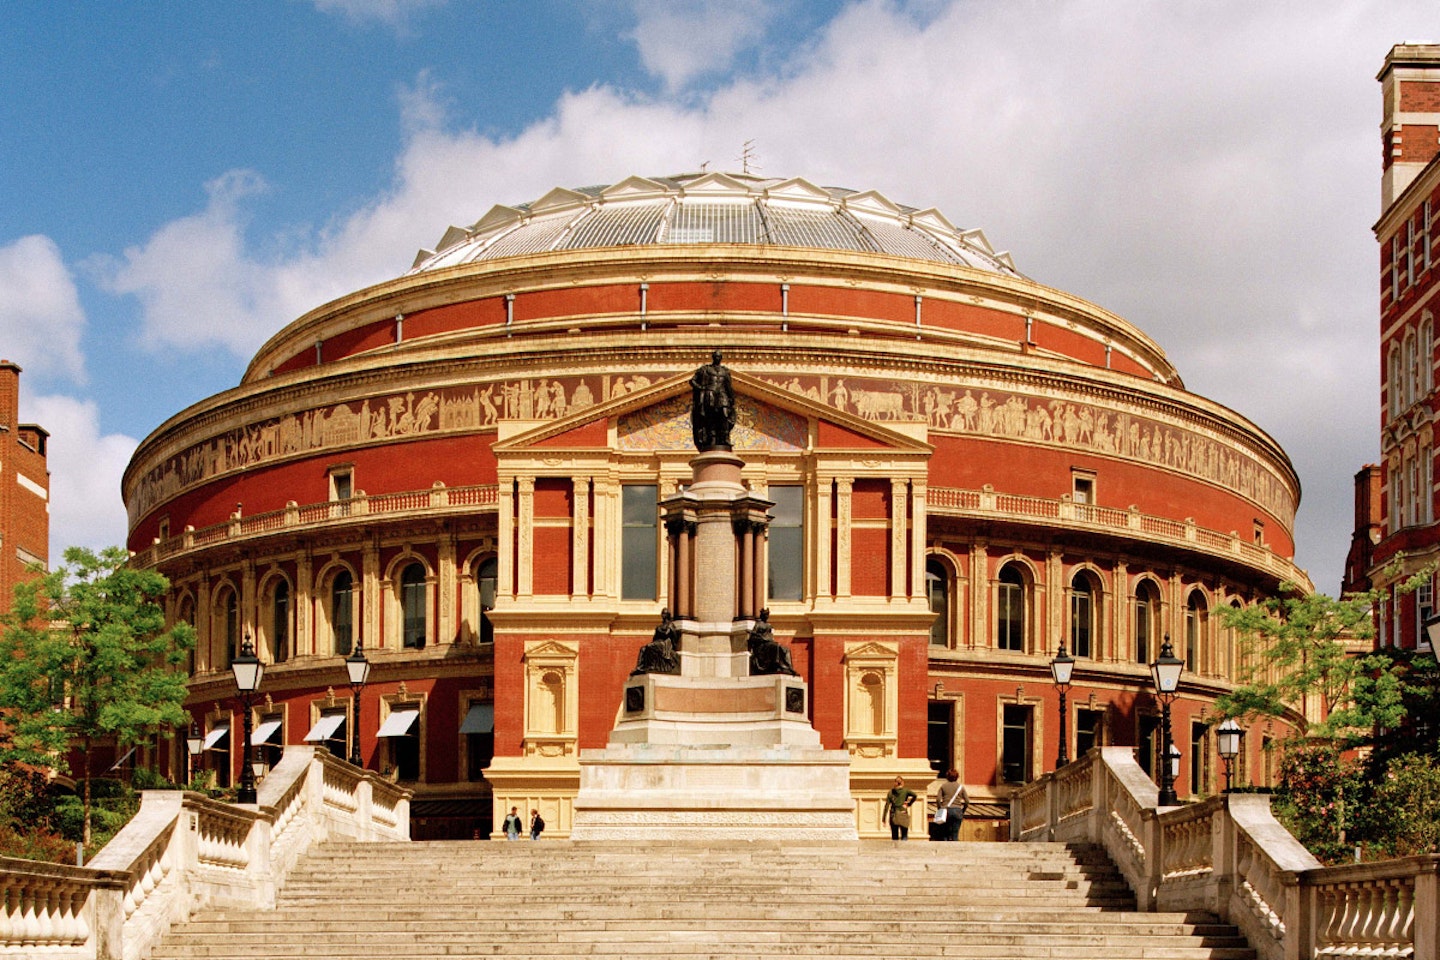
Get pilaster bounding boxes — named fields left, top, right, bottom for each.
left=890, top=479, right=907, bottom=600
left=517, top=477, right=535, bottom=598
left=836, top=478, right=853, bottom=599
left=572, top=477, right=590, bottom=599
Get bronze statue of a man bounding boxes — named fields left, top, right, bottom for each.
left=632, top=608, right=682, bottom=676
left=690, top=350, right=735, bottom=450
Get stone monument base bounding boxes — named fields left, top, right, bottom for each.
left=568, top=743, right=858, bottom=840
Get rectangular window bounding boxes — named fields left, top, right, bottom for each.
left=1135, top=597, right=1150, bottom=664
left=460, top=701, right=494, bottom=782
left=1070, top=590, right=1092, bottom=658
left=303, top=710, right=348, bottom=759
left=1191, top=721, right=1208, bottom=797
left=1427, top=200, right=1435, bottom=271
left=329, top=465, right=354, bottom=518
left=205, top=722, right=231, bottom=788
left=1076, top=708, right=1103, bottom=757
left=997, top=583, right=1024, bottom=652
left=621, top=485, right=658, bottom=601
left=1394, top=236, right=1403, bottom=299
left=255, top=714, right=284, bottom=774
left=378, top=706, right=421, bottom=781
left=767, top=486, right=804, bottom=602
left=1137, top=715, right=1159, bottom=778
left=1409, top=218, right=1418, bottom=287
left=1071, top=471, right=1096, bottom=521
left=1253, top=520, right=1264, bottom=545
left=1418, top=580, right=1434, bottom=651
left=1001, top=704, right=1032, bottom=784
left=927, top=701, right=954, bottom=776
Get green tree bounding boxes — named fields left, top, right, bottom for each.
left=0, top=546, right=194, bottom=845
left=1213, top=571, right=1429, bottom=748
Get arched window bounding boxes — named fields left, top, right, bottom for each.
left=401, top=562, right=427, bottom=649
left=1134, top=580, right=1160, bottom=664
left=271, top=579, right=290, bottom=663
left=1185, top=591, right=1208, bottom=673
left=1069, top=571, right=1098, bottom=658
left=996, top=564, right=1026, bottom=652
left=1406, top=332, right=1419, bottom=408
left=926, top=558, right=950, bottom=647
left=216, top=586, right=239, bottom=667
left=1423, top=317, right=1434, bottom=393
left=1390, top=345, right=1403, bottom=418
left=478, top=556, right=498, bottom=645
left=178, top=595, right=196, bottom=675
left=331, top=570, right=354, bottom=656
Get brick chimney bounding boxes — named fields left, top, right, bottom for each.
left=1380, top=43, right=1440, bottom=214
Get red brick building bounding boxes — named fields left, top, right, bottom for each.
left=0, top=361, right=49, bottom=612
left=126, top=173, right=1308, bottom=837
left=1366, top=45, right=1440, bottom=649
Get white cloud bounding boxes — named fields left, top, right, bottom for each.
left=19, top=393, right=137, bottom=555
left=624, top=0, right=782, bottom=92
left=0, top=235, right=87, bottom=383
left=312, top=0, right=445, bottom=28
left=100, top=0, right=1434, bottom=592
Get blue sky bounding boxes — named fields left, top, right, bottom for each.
left=1, top=0, right=1434, bottom=594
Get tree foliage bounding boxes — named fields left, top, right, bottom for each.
left=0, top=546, right=194, bottom=843
left=1213, top=569, right=1429, bottom=749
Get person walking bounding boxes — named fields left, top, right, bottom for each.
left=529, top=808, right=545, bottom=840
left=883, top=776, right=918, bottom=841
left=934, top=769, right=968, bottom=841
left=502, top=806, right=523, bottom=841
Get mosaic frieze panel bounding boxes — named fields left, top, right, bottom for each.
left=762, top=374, right=1295, bottom=526
left=618, top=396, right=806, bottom=452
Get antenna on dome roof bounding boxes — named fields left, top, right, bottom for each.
left=699, top=160, right=710, bottom=172
left=739, top=140, right=760, bottom=175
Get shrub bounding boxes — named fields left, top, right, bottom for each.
left=1361, top=753, right=1440, bottom=858
left=1272, top=742, right=1363, bottom=864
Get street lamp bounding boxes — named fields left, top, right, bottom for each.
left=1216, top=718, right=1242, bottom=794
left=1424, top=612, right=1440, bottom=664
left=1049, top=642, right=1076, bottom=769
left=344, top=641, right=371, bottom=768
left=1150, top=635, right=1184, bottom=806
left=184, top=721, right=204, bottom=785
left=230, top=632, right=264, bottom=804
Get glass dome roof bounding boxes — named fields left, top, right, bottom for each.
left=408, top=172, right=1020, bottom=276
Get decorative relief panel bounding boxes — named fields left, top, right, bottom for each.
left=764, top=375, right=1295, bottom=526
left=618, top=396, right=806, bottom=452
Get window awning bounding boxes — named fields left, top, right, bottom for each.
left=203, top=726, right=229, bottom=750
left=253, top=720, right=283, bottom=745
left=458, top=703, right=493, bottom=735
left=108, top=746, right=136, bottom=771
left=303, top=714, right=346, bottom=742
left=376, top=708, right=420, bottom=738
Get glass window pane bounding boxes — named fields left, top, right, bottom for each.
left=622, top=485, right=657, bottom=601
left=402, top=563, right=427, bottom=649
left=332, top=570, right=353, bottom=656
left=767, top=487, right=804, bottom=602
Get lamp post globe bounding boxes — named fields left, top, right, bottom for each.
left=230, top=634, right=264, bottom=804
left=1150, top=636, right=1183, bottom=806
left=1216, top=717, right=1242, bottom=794
left=345, top=643, right=371, bottom=768
left=1049, top=643, right=1076, bottom=769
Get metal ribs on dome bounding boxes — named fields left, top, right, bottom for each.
left=409, top=173, right=1020, bottom=277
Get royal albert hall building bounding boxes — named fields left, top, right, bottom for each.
left=125, top=172, right=1310, bottom=839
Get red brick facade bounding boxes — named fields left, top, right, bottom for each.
left=0, top=361, right=49, bottom=614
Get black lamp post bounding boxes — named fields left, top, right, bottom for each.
left=1425, top=612, right=1440, bottom=663
left=1050, top=642, right=1076, bottom=769
left=1216, top=717, right=1241, bottom=794
left=230, top=632, right=264, bottom=804
left=184, top=721, right=204, bottom=785
left=1150, top=635, right=1183, bottom=806
left=345, top=642, right=371, bottom=768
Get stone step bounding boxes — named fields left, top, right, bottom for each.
left=147, top=840, right=1254, bottom=960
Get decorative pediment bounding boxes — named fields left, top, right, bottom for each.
left=842, top=190, right=904, bottom=217
left=764, top=177, right=834, bottom=204
left=494, top=369, right=933, bottom=457
left=599, top=176, right=669, bottom=200
left=435, top=225, right=471, bottom=253
left=523, top=639, right=579, bottom=661
left=909, top=208, right=958, bottom=235
left=677, top=172, right=756, bottom=197
left=529, top=186, right=591, bottom=214
left=843, top=640, right=901, bottom=662
left=471, top=204, right=527, bottom=234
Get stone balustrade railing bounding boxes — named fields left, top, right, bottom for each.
left=0, top=746, right=409, bottom=960
left=929, top=486, right=1313, bottom=591
left=1013, top=746, right=1440, bottom=960
left=129, top=483, right=500, bottom=568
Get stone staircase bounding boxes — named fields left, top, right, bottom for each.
left=150, top=839, right=1256, bottom=960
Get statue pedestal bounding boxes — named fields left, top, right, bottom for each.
left=569, top=417, right=856, bottom=839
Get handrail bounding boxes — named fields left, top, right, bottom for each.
left=0, top=746, right=410, bottom=960
left=929, top=486, right=1312, bottom=590
left=129, top=483, right=499, bottom=568
left=1011, top=748, right=1440, bottom=960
